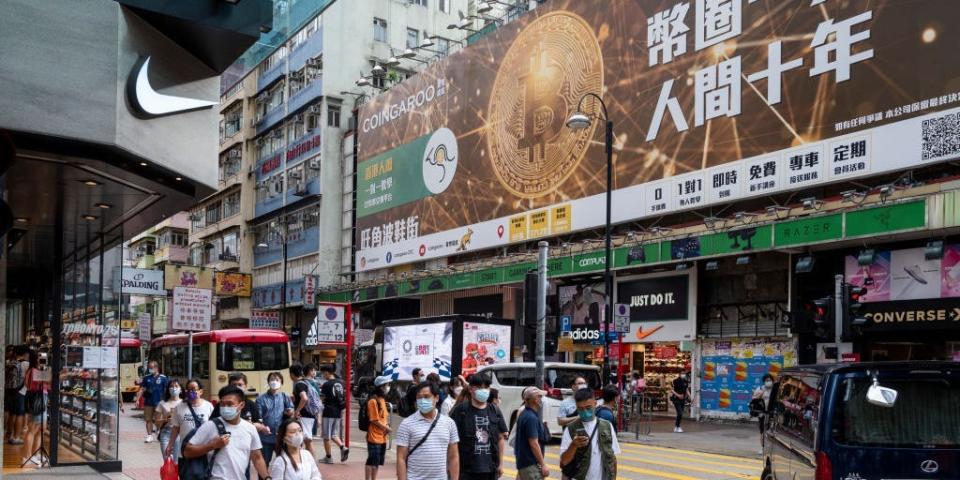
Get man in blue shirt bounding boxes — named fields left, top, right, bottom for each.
left=138, top=360, right=168, bottom=443
left=596, top=385, right=619, bottom=432
left=515, top=386, right=550, bottom=480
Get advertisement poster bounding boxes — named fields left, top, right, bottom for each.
left=382, top=321, right=453, bottom=381
left=846, top=244, right=960, bottom=301
left=165, top=265, right=214, bottom=290
left=171, top=287, right=212, bottom=332
left=250, top=310, right=281, bottom=330
left=115, top=267, right=166, bottom=296
left=617, top=272, right=696, bottom=343
left=461, top=322, right=511, bottom=376
left=699, top=339, right=796, bottom=415
left=354, top=0, right=960, bottom=271
left=214, top=272, right=252, bottom=297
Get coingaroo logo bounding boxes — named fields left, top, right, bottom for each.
left=127, top=56, right=216, bottom=118
left=920, top=460, right=939, bottom=473
left=423, top=127, right=458, bottom=194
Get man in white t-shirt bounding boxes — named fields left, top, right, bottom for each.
left=165, top=379, right=214, bottom=461
left=184, top=385, right=269, bottom=480
left=559, top=388, right=621, bottom=480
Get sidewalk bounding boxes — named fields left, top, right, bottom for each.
left=617, top=415, right=763, bottom=458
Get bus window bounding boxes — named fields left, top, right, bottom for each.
left=193, top=344, right=210, bottom=380
left=217, top=343, right=289, bottom=371
left=120, top=346, right=141, bottom=364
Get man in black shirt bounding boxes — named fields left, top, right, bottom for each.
left=319, top=365, right=348, bottom=463
left=211, top=372, right=263, bottom=427
left=450, top=373, right=507, bottom=480
left=400, top=367, right=424, bottom=417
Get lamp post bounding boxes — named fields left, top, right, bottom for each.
left=257, top=220, right=288, bottom=330
left=566, top=93, right=615, bottom=385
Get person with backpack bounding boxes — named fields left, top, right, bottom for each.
left=319, top=364, right=348, bottom=463
left=559, top=388, right=621, bottom=480
left=6, top=346, right=29, bottom=446
left=400, top=368, right=424, bottom=418
left=269, top=419, right=321, bottom=480
left=290, top=365, right=320, bottom=463
left=184, top=385, right=270, bottom=480
left=164, top=378, right=214, bottom=462
left=257, top=371, right=295, bottom=464
left=449, top=373, right=507, bottom=480
left=596, top=385, right=619, bottom=432
left=396, top=381, right=460, bottom=480
left=363, top=376, right=393, bottom=480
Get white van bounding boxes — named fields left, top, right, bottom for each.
left=479, top=362, right=602, bottom=437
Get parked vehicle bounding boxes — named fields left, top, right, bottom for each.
left=762, top=361, right=959, bottom=479
left=480, top=362, right=602, bottom=438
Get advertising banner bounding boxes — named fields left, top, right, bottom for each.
left=354, top=0, right=960, bottom=272
left=214, top=272, right=252, bottom=297
left=845, top=244, right=960, bottom=302
left=461, top=321, right=511, bottom=376
left=116, top=267, right=165, bottom=296
left=382, top=321, right=453, bottom=381
left=303, top=275, right=317, bottom=310
left=558, top=283, right=606, bottom=344
left=165, top=265, right=214, bottom=290
left=304, top=304, right=346, bottom=345
left=171, top=287, right=212, bottom=332
left=699, top=339, right=796, bottom=415
left=250, top=310, right=281, bottom=329
left=616, top=272, right=696, bottom=343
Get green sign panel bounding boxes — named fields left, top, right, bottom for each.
left=845, top=200, right=926, bottom=237
left=774, top=214, right=842, bottom=247
left=355, top=133, right=431, bottom=218
left=474, top=268, right=504, bottom=287
left=613, top=243, right=661, bottom=267
left=700, top=225, right=772, bottom=255
left=504, top=262, right=536, bottom=283
left=570, top=250, right=608, bottom=274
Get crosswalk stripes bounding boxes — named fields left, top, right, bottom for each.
left=501, top=444, right=761, bottom=480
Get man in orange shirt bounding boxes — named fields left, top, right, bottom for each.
left=366, top=376, right=393, bottom=480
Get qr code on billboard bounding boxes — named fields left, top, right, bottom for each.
left=921, top=112, right=960, bottom=160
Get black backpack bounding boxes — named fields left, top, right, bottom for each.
left=358, top=395, right=371, bottom=432
left=179, top=406, right=227, bottom=480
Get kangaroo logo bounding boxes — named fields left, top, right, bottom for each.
left=456, top=228, right=474, bottom=252
left=422, top=128, right=458, bottom=194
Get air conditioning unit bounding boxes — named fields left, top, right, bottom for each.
left=272, top=129, right=283, bottom=139
left=256, top=93, right=269, bottom=103
left=309, top=105, right=322, bottom=114
left=249, top=119, right=257, bottom=127
left=272, top=179, right=284, bottom=195
left=293, top=114, right=304, bottom=124
left=255, top=138, right=265, bottom=146
left=288, top=170, right=302, bottom=180
left=308, top=158, right=321, bottom=170
left=306, top=57, right=322, bottom=68
left=228, top=150, right=241, bottom=159
left=188, top=213, right=202, bottom=221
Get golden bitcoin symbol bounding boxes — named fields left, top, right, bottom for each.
left=487, top=10, right=603, bottom=199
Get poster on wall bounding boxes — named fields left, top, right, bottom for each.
left=382, top=321, right=453, bottom=381
left=846, top=244, right=960, bottom=301
left=617, top=273, right=696, bottom=343
left=699, top=339, right=796, bottom=415
left=354, top=0, right=960, bottom=272
left=461, top=321, right=511, bottom=376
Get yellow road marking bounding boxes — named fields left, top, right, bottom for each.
left=504, top=454, right=707, bottom=480
left=612, top=452, right=756, bottom=479
left=618, top=443, right=764, bottom=465
left=618, top=443, right=763, bottom=470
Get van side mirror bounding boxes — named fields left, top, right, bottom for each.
left=866, top=378, right=897, bottom=408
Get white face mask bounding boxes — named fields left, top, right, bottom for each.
left=269, top=380, right=282, bottom=391
left=453, top=386, right=463, bottom=397
left=764, top=380, right=773, bottom=388
left=288, top=433, right=304, bottom=447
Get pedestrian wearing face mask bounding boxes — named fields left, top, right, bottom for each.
left=440, top=376, right=465, bottom=415
left=184, top=385, right=270, bottom=480
left=449, top=373, right=507, bottom=480
left=396, top=381, right=460, bottom=480
left=559, top=388, right=620, bottom=480
left=258, top=371, right=295, bottom=464
left=558, top=376, right=588, bottom=430
left=165, top=378, right=213, bottom=462
left=752, top=373, right=775, bottom=454
left=366, top=376, right=393, bottom=480
left=155, top=379, right=183, bottom=463
left=269, top=419, right=322, bottom=480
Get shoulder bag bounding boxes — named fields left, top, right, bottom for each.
left=405, top=414, right=440, bottom=460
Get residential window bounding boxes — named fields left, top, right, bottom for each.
left=202, top=243, right=219, bottom=265
left=439, top=0, right=449, bottom=13
left=406, top=28, right=419, bottom=49
left=189, top=247, right=202, bottom=266
left=223, top=191, right=240, bottom=218
left=373, top=75, right=385, bottom=89
left=221, top=232, right=239, bottom=260
left=410, top=0, right=427, bottom=6
left=206, top=201, right=222, bottom=225
left=437, top=38, right=451, bottom=57
left=373, top=18, right=387, bottom=43
left=190, top=210, right=204, bottom=230
left=220, top=148, right=241, bottom=180
left=327, top=104, right=341, bottom=128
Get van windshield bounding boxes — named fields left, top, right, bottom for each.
left=832, top=376, right=960, bottom=448
left=547, top=368, right=602, bottom=390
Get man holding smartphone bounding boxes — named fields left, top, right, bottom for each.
left=559, top=388, right=620, bottom=480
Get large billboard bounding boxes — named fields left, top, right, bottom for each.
left=845, top=244, right=960, bottom=302
left=382, top=321, right=454, bottom=381
left=355, top=0, right=960, bottom=271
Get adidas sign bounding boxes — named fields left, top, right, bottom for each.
left=570, top=328, right=601, bottom=341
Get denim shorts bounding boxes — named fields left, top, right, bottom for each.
left=365, top=442, right=386, bottom=466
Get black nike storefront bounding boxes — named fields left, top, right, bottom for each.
left=0, top=0, right=269, bottom=471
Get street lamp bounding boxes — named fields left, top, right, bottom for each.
left=257, top=221, right=288, bottom=330
left=566, top=93, right=615, bottom=385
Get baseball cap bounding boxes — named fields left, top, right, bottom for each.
left=374, top=376, right=392, bottom=387
left=522, top=386, right=547, bottom=400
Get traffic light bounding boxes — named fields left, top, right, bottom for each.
left=843, top=283, right=869, bottom=338
left=792, top=296, right=833, bottom=334
left=810, top=297, right=833, bottom=325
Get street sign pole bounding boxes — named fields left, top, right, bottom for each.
left=345, top=302, right=353, bottom=448
left=187, top=330, right=193, bottom=379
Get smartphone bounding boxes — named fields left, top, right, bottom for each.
left=574, top=427, right=587, bottom=438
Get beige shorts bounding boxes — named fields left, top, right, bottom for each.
left=144, top=405, right=156, bottom=424
left=518, top=465, right=544, bottom=480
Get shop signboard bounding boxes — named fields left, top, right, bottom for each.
left=845, top=243, right=960, bottom=302
left=171, top=287, right=212, bottom=332
left=164, top=265, right=214, bottom=290
left=116, top=267, right=165, bottom=296
left=305, top=304, right=346, bottom=345
left=617, top=272, right=696, bottom=343
left=303, top=275, right=317, bottom=310
left=461, top=321, right=511, bottom=376
left=558, top=283, right=606, bottom=344
left=214, top=272, right=252, bottom=297
left=857, top=297, right=960, bottom=332
left=250, top=310, right=281, bottom=329
left=382, top=321, right=454, bottom=381
left=354, top=0, right=960, bottom=272
left=138, top=312, right=151, bottom=341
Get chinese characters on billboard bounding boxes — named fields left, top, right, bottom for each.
left=355, top=0, right=960, bottom=271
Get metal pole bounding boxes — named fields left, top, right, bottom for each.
left=187, top=330, right=193, bottom=379
left=344, top=303, right=353, bottom=448
left=535, top=241, right=548, bottom=392
left=603, top=119, right=614, bottom=384
left=617, top=331, right=624, bottom=430
left=834, top=274, right=843, bottom=362
left=281, top=232, right=288, bottom=331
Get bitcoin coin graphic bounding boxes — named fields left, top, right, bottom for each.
left=487, top=10, right=603, bottom=199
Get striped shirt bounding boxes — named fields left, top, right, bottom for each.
left=396, top=410, right=459, bottom=480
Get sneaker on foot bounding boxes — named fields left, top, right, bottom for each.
left=29, top=454, right=42, bottom=465
left=677, top=427, right=684, bottom=433
left=144, top=434, right=154, bottom=443
left=341, top=447, right=349, bottom=462
left=322, top=456, right=334, bottom=464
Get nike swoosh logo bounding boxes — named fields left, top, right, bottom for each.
left=128, top=56, right=216, bottom=117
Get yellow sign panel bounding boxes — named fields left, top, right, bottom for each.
left=529, top=210, right=549, bottom=238
left=214, top=272, right=252, bottom=297
left=120, top=320, right=137, bottom=330
left=558, top=336, right=573, bottom=352
left=164, top=265, right=214, bottom=290
left=552, top=204, right=571, bottom=233
left=509, top=215, right=527, bottom=242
